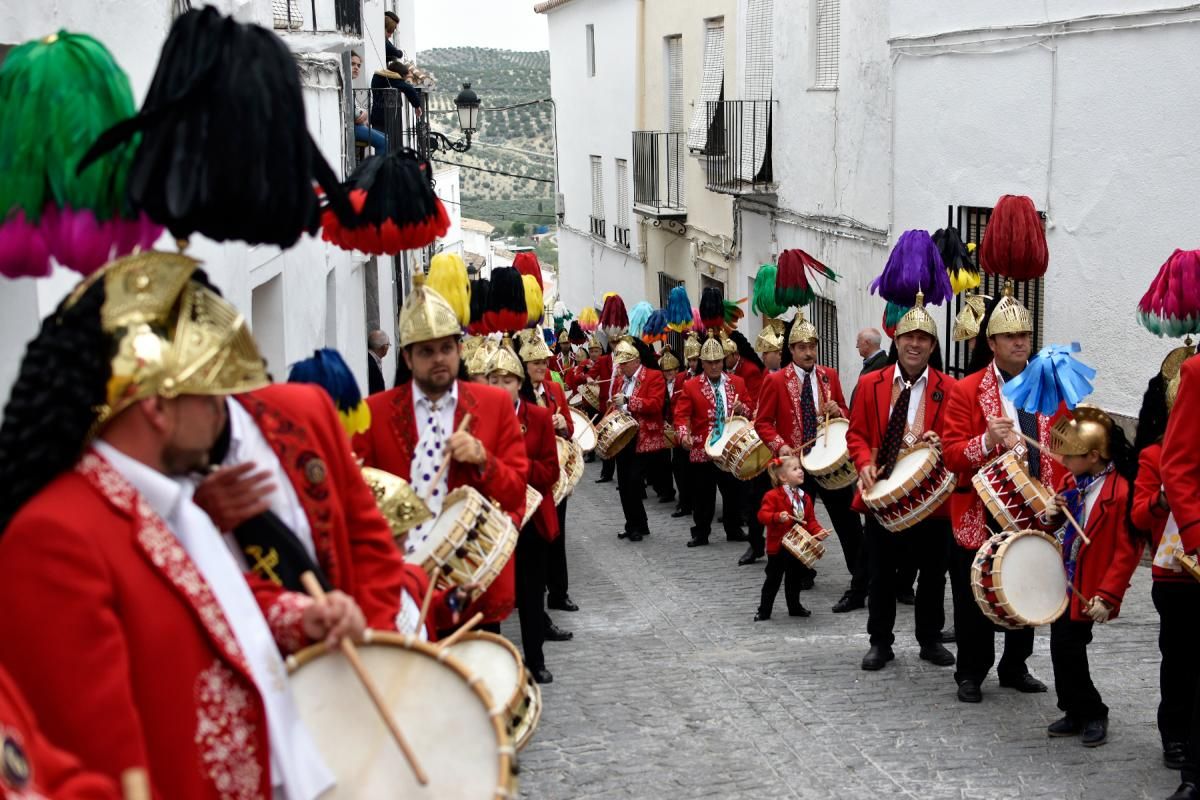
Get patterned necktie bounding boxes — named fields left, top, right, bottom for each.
left=709, top=380, right=725, bottom=446
left=876, top=377, right=913, bottom=480
left=800, top=370, right=818, bottom=454
left=1059, top=464, right=1113, bottom=587
left=1000, top=369, right=1041, bottom=482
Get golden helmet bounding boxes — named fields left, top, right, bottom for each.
left=1050, top=404, right=1114, bottom=459
left=466, top=336, right=498, bottom=376
left=82, top=251, right=269, bottom=429
left=699, top=332, right=725, bottom=362
left=517, top=328, right=554, bottom=362
left=1160, top=344, right=1195, bottom=383
left=659, top=347, right=681, bottom=372
left=612, top=337, right=640, bottom=365
left=485, top=337, right=525, bottom=379
left=952, top=293, right=990, bottom=342
left=788, top=311, right=819, bottom=345
left=754, top=318, right=784, bottom=354
left=398, top=273, right=461, bottom=347
left=461, top=334, right=484, bottom=363
left=894, top=291, right=939, bottom=339
left=587, top=334, right=603, bottom=352
left=1166, top=372, right=1182, bottom=413
left=721, top=334, right=737, bottom=357
left=360, top=466, right=433, bottom=540
left=683, top=332, right=701, bottom=361
left=985, top=280, right=1034, bottom=337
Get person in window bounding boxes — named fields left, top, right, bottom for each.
left=349, top=51, right=386, bottom=155
left=369, top=61, right=424, bottom=141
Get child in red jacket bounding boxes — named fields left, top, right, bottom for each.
left=755, top=456, right=826, bottom=621
left=1041, top=405, right=1144, bottom=748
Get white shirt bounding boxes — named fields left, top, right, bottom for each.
left=991, top=361, right=1020, bottom=422
left=94, top=441, right=334, bottom=800
left=892, top=366, right=929, bottom=428
left=404, top=381, right=459, bottom=562
left=791, top=363, right=821, bottom=409
left=621, top=366, right=642, bottom=398
left=1080, top=473, right=1107, bottom=527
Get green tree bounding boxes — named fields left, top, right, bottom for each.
left=509, top=221, right=527, bottom=237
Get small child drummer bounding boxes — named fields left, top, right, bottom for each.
left=755, top=455, right=827, bottom=621
left=1040, top=404, right=1144, bottom=748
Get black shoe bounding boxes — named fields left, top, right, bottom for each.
left=831, top=593, right=865, bottom=613
left=686, top=537, right=709, bottom=548
left=658, top=493, right=676, bottom=503
left=919, top=643, right=955, bottom=666
left=896, top=589, right=916, bottom=605
left=737, top=546, right=760, bottom=566
left=798, top=574, right=815, bottom=591
left=617, top=529, right=628, bottom=539
left=1164, top=742, right=1188, bottom=770
left=547, top=595, right=579, bottom=612
left=1167, top=782, right=1200, bottom=800
left=999, top=672, right=1048, bottom=693
left=1047, top=716, right=1081, bottom=737
left=1081, top=718, right=1108, bottom=747
left=671, top=507, right=690, bottom=518
left=627, top=530, right=644, bottom=542
left=861, top=645, right=895, bottom=671
left=595, top=476, right=613, bottom=484
left=754, top=610, right=770, bottom=621
left=940, top=627, right=956, bottom=643
left=957, top=680, right=982, bottom=703
left=725, top=531, right=748, bottom=542
left=531, top=666, right=553, bottom=684
left=788, top=605, right=811, bottom=618
left=544, top=619, right=574, bottom=641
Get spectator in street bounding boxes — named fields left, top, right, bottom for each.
left=384, top=10, right=404, bottom=63
left=857, top=327, right=888, bottom=376
left=367, top=329, right=389, bottom=394
left=350, top=51, right=387, bottom=154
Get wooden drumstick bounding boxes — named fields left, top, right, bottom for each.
left=300, top=572, right=429, bottom=786
left=415, top=571, right=439, bottom=635
left=120, top=768, right=151, bottom=800
left=437, top=612, right=484, bottom=648
left=424, top=413, right=474, bottom=504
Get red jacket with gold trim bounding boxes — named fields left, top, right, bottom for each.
left=535, top=379, right=574, bottom=439
left=754, top=365, right=848, bottom=456
left=673, top=373, right=751, bottom=464
left=732, top=357, right=764, bottom=402
left=0, top=451, right=311, bottom=800
left=941, top=364, right=1065, bottom=549
left=1163, top=356, right=1200, bottom=553
left=519, top=400, right=560, bottom=541
left=611, top=367, right=668, bottom=453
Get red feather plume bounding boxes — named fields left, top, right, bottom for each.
left=978, top=195, right=1048, bottom=280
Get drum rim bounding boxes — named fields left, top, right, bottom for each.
left=446, top=630, right=527, bottom=715
left=407, top=491, right=481, bottom=566
left=513, top=671, right=543, bottom=752
left=989, top=529, right=1069, bottom=626
left=970, top=529, right=1068, bottom=627
left=862, top=445, right=937, bottom=502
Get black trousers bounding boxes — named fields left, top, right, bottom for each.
left=689, top=460, right=743, bottom=541
left=949, top=543, right=1034, bottom=685
left=671, top=447, right=693, bottom=512
left=804, top=478, right=868, bottom=596
left=758, top=550, right=807, bottom=617
left=515, top=526, right=548, bottom=670
left=1049, top=616, right=1107, bottom=722
left=600, top=455, right=615, bottom=480
left=546, top=499, right=569, bottom=601
left=648, top=449, right=674, bottom=499
left=864, top=516, right=950, bottom=647
left=743, top=471, right=772, bottom=557
left=616, top=436, right=648, bottom=534
left=1153, top=581, right=1200, bottom=748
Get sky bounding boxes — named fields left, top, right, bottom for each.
left=415, top=0, right=550, bottom=53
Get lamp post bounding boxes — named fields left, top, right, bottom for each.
left=418, top=82, right=480, bottom=156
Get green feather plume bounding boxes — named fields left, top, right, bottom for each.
left=752, top=264, right=789, bottom=317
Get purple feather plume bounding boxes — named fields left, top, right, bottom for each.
left=870, top=229, right=953, bottom=306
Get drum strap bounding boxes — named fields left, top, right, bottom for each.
left=233, top=512, right=331, bottom=593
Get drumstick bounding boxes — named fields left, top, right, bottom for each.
left=415, top=571, right=439, bottom=634
left=120, top=768, right=151, bottom=800
left=437, top=612, right=484, bottom=648
left=1060, top=507, right=1092, bottom=546
left=299, top=573, right=428, bottom=785
left=423, top=413, right=474, bottom=504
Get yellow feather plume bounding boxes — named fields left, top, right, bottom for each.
left=427, top=252, right=471, bottom=326
left=523, top=274, right=544, bottom=325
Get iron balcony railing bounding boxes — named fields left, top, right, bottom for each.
left=632, top=131, right=686, bottom=217
left=703, top=100, right=774, bottom=195
left=347, top=86, right=422, bottom=175
left=589, top=216, right=606, bottom=239
left=273, top=0, right=360, bottom=34
left=613, top=225, right=631, bottom=249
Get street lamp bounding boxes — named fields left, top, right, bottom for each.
left=421, top=82, right=481, bottom=155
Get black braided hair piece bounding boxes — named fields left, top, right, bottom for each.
left=728, top=330, right=764, bottom=370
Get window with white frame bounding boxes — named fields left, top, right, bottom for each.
left=737, top=0, right=774, bottom=181
left=586, top=24, right=596, bottom=77
left=589, top=155, right=605, bottom=237
left=814, top=0, right=840, bottom=88
left=665, top=35, right=684, bottom=133
left=686, top=19, right=725, bottom=152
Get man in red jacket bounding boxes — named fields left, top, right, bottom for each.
left=942, top=285, right=1063, bottom=703
left=1162, top=351, right=1200, bottom=800
left=755, top=311, right=867, bottom=613
left=354, top=277, right=529, bottom=634
left=846, top=297, right=956, bottom=671
left=608, top=337, right=667, bottom=541
left=0, top=255, right=361, bottom=800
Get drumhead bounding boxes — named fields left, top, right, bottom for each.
left=994, top=532, right=1068, bottom=625
left=802, top=419, right=849, bottom=470
left=569, top=409, right=596, bottom=451
left=863, top=447, right=931, bottom=500
left=405, top=490, right=470, bottom=563
left=288, top=634, right=510, bottom=799
left=446, top=633, right=523, bottom=716
left=704, top=417, right=746, bottom=458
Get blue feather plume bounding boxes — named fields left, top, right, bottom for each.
left=288, top=348, right=370, bottom=434
left=1001, top=342, right=1097, bottom=416
left=666, top=286, right=693, bottom=331
left=628, top=301, right=654, bottom=338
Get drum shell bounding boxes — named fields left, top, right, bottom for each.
left=970, top=529, right=1069, bottom=629
left=445, top=631, right=542, bottom=752
left=408, top=486, right=518, bottom=599
left=801, top=420, right=856, bottom=490
left=595, top=410, right=638, bottom=459
left=861, top=446, right=956, bottom=532
left=568, top=408, right=597, bottom=453
left=782, top=526, right=827, bottom=568
left=971, top=450, right=1053, bottom=532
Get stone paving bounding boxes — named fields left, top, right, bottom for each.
left=502, top=459, right=1178, bottom=800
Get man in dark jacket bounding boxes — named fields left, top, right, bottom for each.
left=857, top=328, right=888, bottom=376
left=367, top=329, right=389, bottom=394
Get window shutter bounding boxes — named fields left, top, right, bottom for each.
left=686, top=20, right=725, bottom=151
left=814, top=0, right=840, bottom=88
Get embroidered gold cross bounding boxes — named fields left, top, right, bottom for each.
left=245, top=545, right=282, bottom=585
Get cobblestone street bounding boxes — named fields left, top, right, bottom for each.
left=505, top=461, right=1177, bottom=800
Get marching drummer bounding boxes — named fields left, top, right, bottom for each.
left=942, top=284, right=1065, bottom=703
left=846, top=295, right=957, bottom=672
left=355, top=276, right=529, bottom=637
left=755, top=312, right=868, bottom=614
left=607, top=338, right=668, bottom=542
left=660, top=348, right=693, bottom=521
left=674, top=333, right=753, bottom=548
left=1037, top=406, right=1142, bottom=748
left=755, top=455, right=825, bottom=621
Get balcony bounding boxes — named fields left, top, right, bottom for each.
left=347, top=86, right=422, bottom=175
left=632, top=131, right=686, bottom=219
left=703, top=100, right=775, bottom=195
left=613, top=225, right=631, bottom=249
left=589, top=216, right=606, bottom=239
left=272, top=0, right=361, bottom=35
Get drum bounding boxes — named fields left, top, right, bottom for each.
left=801, top=418, right=857, bottom=490
left=286, top=632, right=517, bottom=799
left=861, top=445, right=957, bottom=532
left=552, top=437, right=584, bottom=505
left=522, top=486, right=543, bottom=528
left=569, top=408, right=597, bottom=453
left=971, top=450, right=1053, bottom=531
left=1178, top=551, right=1200, bottom=583
left=704, top=416, right=772, bottom=479
left=970, top=529, right=1069, bottom=629
left=445, top=631, right=542, bottom=752
left=580, top=382, right=600, bottom=410
left=595, top=410, right=638, bottom=459
left=781, top=525, right=829, bottom=568
left=406, top=486, right=518, bottom=599
left=664, top=425, right=678, bottom=448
